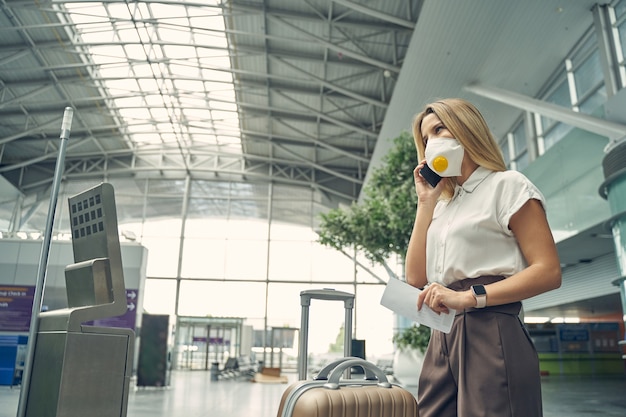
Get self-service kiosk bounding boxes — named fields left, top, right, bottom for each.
left=24, top=183, right=134, bottom=417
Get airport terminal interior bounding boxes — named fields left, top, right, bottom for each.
left=1, top=0, right=626, bottom=416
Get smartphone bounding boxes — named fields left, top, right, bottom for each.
left=420, top=164, right=442, bottom=187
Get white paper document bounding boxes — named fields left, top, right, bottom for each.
left=380, top=278, right=455, bottom=334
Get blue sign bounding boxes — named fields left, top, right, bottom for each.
left=558, top=324, right=589, bottom=342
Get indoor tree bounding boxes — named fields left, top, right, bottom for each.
left=317, top=130, right=418, bottom=277
left=317, top=130, right=431, bottom=372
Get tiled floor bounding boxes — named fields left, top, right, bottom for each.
left=1, top=370, right=625, bottom=417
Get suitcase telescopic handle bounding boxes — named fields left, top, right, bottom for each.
left=323, top=358, right=392, bottom=389
left=299, top=289, right=355, bottom=380
left=313, top=357, right=378, bottom=381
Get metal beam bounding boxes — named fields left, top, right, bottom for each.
left=268, top=14, right=401, bottom=74
left=0, top=48, right=29, bottom=66
left=0, top=84, right=54, bottom=109
left=1, top=142, right=365, bottom=183
left=15, top=163, right=359, bottom=203
left=332, top=0, right=415, bottom=29
left=238, top=101, right=379, bottom=138
left=220, top=0, right=414, bottom=32
left=270, top=56, right=387, bottom=108
left=0, top=116, right=62, bottom=146
left=465, top=83, right=626, bottom=140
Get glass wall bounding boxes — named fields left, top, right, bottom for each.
left=501, top=5, right=618, bottom=165
left=496, top=1, right=625, bottom=241
left=111, top=177, right=397, bottom=370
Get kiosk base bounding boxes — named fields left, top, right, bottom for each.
left=26, top=326, right=134, bottom=417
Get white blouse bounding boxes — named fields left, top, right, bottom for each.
left=426, top=166, right=546, bottom=286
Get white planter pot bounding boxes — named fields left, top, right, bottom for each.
left=392, top=348, right=424, bottom=390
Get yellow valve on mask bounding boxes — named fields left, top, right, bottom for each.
left=432, top=156, right=449, bottom=173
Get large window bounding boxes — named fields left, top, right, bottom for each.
left=111, top=177, right=398, bottom=365
left=511, top=122, right=529, bottom=171
left=614, top=0, right=626, bottom=87
left=538, top=79, right=573, bottom=153
left=502, top=15, right=616, bottom=164
left=500, top=121, right=529, bottom=171
left=570, top=33, right=606, bottom=117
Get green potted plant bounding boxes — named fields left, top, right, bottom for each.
left=392, top=324, right=431, bottom=354
left=317, top=131, right=417, bottom=274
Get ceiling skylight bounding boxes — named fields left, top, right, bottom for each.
left=61, top=1, right=241, bottom=151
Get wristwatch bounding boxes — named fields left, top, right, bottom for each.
left=471, top=284, right=487, bottom=308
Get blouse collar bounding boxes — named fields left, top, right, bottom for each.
left=455, top=166, right=493, bottom=195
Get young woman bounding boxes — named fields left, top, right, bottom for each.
left=405, top=98, right=561, bottom=417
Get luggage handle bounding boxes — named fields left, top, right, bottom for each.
left=323, top=358, right=392, bottom=389
left=298, top=289, right=355, bottom=380
left=300, top=289, right=354, bottom=308
left=313, top=357, right=378, bottom=381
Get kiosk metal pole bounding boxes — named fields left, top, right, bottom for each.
left=16, top=107, right=73, bottom=417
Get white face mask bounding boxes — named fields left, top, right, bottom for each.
left=424, top=137, right=464, bottom=177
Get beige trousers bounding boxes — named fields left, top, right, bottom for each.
left=417, top=276, right=543, bottom=417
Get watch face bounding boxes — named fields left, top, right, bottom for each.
left=473, top=285, right=487, bottom=296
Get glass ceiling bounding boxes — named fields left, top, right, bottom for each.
left=0, top=0, right=420, bottom=230
left=62, top=1, right=242, bottom=152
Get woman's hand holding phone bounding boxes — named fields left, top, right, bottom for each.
left=420, top=163, right=442, bottom=187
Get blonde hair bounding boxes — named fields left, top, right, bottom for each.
left=411, top=98, right=506, bottom=199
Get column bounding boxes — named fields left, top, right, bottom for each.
left=599, top=138, right=626, bottom=357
